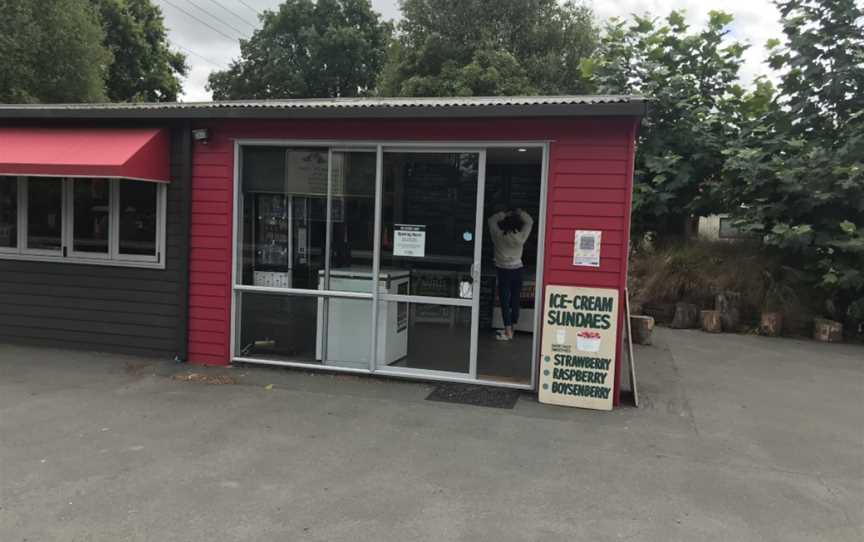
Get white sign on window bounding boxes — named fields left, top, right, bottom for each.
left=393, top=224, right=426, bottom=257
left=573, top=230, right=601, bottom=267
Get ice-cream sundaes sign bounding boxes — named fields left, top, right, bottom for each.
left=538, top=285, right=619, bottom=411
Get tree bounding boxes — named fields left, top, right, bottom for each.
left=378, top=0, right=597, bottom=97
left=92, top=0, right=187, bottom=102
left=582, top=11, right=751, bottom=235
left=720, top=0, right=864, bottom=325
left=208, top=0, right=391, bottom=99
left=0, top=0, right=112, bottom=103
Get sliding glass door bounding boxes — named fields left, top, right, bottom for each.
left=372, top=149, right=485, bottom=377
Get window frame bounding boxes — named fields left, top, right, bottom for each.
left=112, top=179, right=166, bottom=264
left=66, top=178, right=112, bottom=261
left=0, top=176, right=167, bottom=269
left=21, top=177, right=64, bottom=256
left=0, top=177, right=20, bottom=255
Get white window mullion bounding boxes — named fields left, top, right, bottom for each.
left=161, top=183, right=167, bottom=263
left=17, top=177, right=26, bottom=254
left=63, top=178, right=72, bottom=258
left=158, top=184, right=166, bottom=264
left=110, top=180, right=119, bottom=260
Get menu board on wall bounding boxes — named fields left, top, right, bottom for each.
left=538, top=285, right=619, bottom=411
left=286, top=150, right=333, bottom=195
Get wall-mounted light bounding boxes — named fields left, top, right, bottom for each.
left=517, top=147, right=527, bottom=152
left=192, top=128, right=209, bottom=144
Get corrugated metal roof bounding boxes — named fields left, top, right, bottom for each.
left=0, top=95, right=647, bottom=119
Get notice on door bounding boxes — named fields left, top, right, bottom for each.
left=393, top=224, right=426, bottom=257
left=573, top=230, right=601, bottom=267
left=538, top=285, right=619, bottom=410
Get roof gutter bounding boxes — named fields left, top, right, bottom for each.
left=0, top=101, right=648, bottom=120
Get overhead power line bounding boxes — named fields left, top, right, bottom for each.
left=173, top=42, right=226, bottom=70
left=204, top=0, right=258, bottom=29
left=238, top=0, right=261, bottom=16
left=160, top=0, right=241, bottom=42
left=187, top=0, right=251, bottom=39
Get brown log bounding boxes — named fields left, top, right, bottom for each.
left=759, top=312, right=783, bottom=337
left=671, top=302, right=701, bottom=329
left=700, top=310, right=722, bottom=333
left=630, top=315, right=655, bottom=345
left=813, top=318, right=843, bottom=342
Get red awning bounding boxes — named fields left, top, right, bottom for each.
left=0, top=127, right=170, bottom=183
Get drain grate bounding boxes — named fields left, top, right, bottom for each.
left=426, top=383, right=521, bottom=409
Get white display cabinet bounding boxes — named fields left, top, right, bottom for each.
left=316, top=267, right=410, bottom=369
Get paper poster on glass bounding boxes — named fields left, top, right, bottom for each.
left=573, top=230, right=601, bottom=267
left=393, top=224, right=426, bottom=257
left=285, top=150, right=330, bottom=195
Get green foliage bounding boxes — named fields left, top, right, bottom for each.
left=208, top=0, right=392, bottom=99
left=378, top=0, right=598, bottom=97
left=92, top=0, right=188, bottom=102
left=720, top=0, right=864, bottom=324
left=0, top=0, right=112, bottom=103
left=582, top=10, right=757, bottom=234
left=628, top=240, right=814, bottom=329
left=0, top=0, right=184, bottom=103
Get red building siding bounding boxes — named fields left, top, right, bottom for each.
left=185, top=117, right=639, bottom=403
left=542, top=122, right=638, bottom=405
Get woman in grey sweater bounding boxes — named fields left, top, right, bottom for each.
left=488, top=208, right=534, bottom=341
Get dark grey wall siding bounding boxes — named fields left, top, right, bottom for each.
left=0, top=125, right=190, bottom=359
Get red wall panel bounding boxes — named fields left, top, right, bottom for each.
left=542, top=119, right=638, bottom=405
left=184, top=116, right=639, bottom=405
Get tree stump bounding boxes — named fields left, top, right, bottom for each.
left=700, top=310, right=722, bottom=333
left=716, top=291, right=742, bottom=331
left=671, top=302, right=701, bottom=329
left=813, top=318, right=843, bottom=342
left=759, top=312, right=783, bottom=337
left=630, top=315, right=655, bottom=345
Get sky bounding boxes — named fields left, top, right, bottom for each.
left=154, top=0, right=784, bottom=102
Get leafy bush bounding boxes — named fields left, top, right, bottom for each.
left=629, top=240, right=815, bottom=331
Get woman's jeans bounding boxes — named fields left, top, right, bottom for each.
left=497, top=266, right=523, bottom=327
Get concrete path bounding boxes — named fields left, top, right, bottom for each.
left=0, top=329, right=861, bottom=541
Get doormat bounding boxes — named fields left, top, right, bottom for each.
left=426, top=384, right=521, bottom=409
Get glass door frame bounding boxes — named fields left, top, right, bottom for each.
left=230, top=139, right=549, bottom=391
left=370, top=146, right=486, bottom=380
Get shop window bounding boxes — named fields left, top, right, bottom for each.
left=0, top=177, right=166, bottom=268
left=72, top=179, right=110, bottom=256
left=26, top=178, right=63, bottom=252
left=237, top=146, right=377, bottom=290
left=235, top=291, right=375, bottom=370
left=118, top=181, right=158, bottom=257
left=0, top=179, right=16, bottom=249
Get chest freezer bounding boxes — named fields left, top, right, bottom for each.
left=316, top=267, right=410, bottom=369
